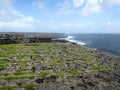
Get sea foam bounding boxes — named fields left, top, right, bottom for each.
left=65, top=36, right=86, bottom=45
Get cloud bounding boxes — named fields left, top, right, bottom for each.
left=32, top=0, right=46, bottom=10
left=0, top=9, right=36, bottom=29
left=81, top=4, right=101, bottom=16
left=8, top=16, right=35, bottom=28
left=0, top=0, right=37, bottom=31
left=87, top=0, right=99, bottom=5
left=61, top=22, right=93, bottom=29
left=73, top=0, right=84, bottom=8
left=57, top=0, right=72, bottom=9
left=32, top=0, right=52, bottom=14
left=57, top=0, right=74, bottom=15
left=80, top=0, right=120, bottom=16
left=80, top=0, right=102, bottom=16
left=104, top=0, right=120, bottom=6
left=32, top=0, right=120, bottom=16
left=56, top=0, right=102, bottom=16
left=62, top=23, right=72, bottom=27
left=57, top=0, right=120, bottom=16
left=0, top=0, right=14, bottom=6
left=46, top=22, right=92, bottom=32
left=106, top=21, right=111, bottom=26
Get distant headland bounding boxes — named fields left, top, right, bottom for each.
left=0, top=32, right=67, bottom=44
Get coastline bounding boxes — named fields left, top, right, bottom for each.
left=64, top=36, right=86, bottom=46
left=65, top=34, right=120, bottom=56
left=0, top=33, right=120, bottom=90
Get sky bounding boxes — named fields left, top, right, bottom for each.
left=0, top=0, right=120, bottom=33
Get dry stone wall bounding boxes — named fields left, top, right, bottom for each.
left=0, top=33, right=52, bottom=44
left=0, top=33, right=25, bottom=44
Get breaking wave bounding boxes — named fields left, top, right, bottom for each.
left=65, top=36, right=86, bottom=45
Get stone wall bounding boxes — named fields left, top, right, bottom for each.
left=0, top=33, right=52, bottom=44
left=0, top=33, right=25, bottom=44
left=28, top=37, right=51, bottom=43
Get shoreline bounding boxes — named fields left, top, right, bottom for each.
left=0, top=32, right=119, bottom=57
left=64, top=35, right=120, bottom=56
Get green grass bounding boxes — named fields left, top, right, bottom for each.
left=0, top=72, right=8, bottom=76
left=0, top=45, right=16, bottom=57
left=76, top=59, right=98, bottom=64
left=55, top=69, right=84, bottom=78
left=83, top=59, right=98, bottom=63
left=0, top=63, right=8, bottom=69
left=18, top=53, right=40, bottom=58
left=14, top=70, right=33, bottom=75
left=0, top=57, right=9, bottom=60
left=23, top=84, right=38, bottom=90
left=89, top=66, right=111, bottom=71
left=1, top=75, right=35, bottom=80
left=38, top=71, right=53, bottom=77
left=56, top=71, right=65, bottom=79
left=0, top=84, right=38, bottom=90
left=0, top=85, right=18, bottom=90
left=65, top=70, right=80, bottom=75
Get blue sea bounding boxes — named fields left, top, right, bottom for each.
left=66, top=34, right=120, bottom=56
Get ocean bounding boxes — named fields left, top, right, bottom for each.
left=66, top=34, right=120, bottom=56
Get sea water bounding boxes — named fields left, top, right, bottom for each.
left=66, top=34, right=120, bottom=56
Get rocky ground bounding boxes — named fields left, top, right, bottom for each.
left=0, top=42, right=120, bottom=90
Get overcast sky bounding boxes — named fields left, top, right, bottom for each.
left=0, top=0, right=120, bottom=33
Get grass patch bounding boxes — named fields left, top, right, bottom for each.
left=0, top=63, right=8, bottom=69
left=38, top=71, right=53, bottom=77
left=55, top=69, right=84, bottom=78
left=1, top=75, right=35, bottom=80
left=65, top=70, right=80, bottom=75
left=56, top=71, right=66, bottom=79
left=18, top=53, right=40, bottom=58
left=83, top=59, right=98, bottom=63
left=0, top=85, right=18, bottom=90
left=0, top=84, right=38, bottom=90
left=0, top=72, right=8, bottom=76
left=14, top=70, right=33, bottom=75
left=23, top=84, right=38, bottom=90
left=89, top=66, right=111, bottom=71
left=0, top=57, right=9, bottom=61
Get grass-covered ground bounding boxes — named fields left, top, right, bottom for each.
left=0, top=43, right=120, bottom=90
